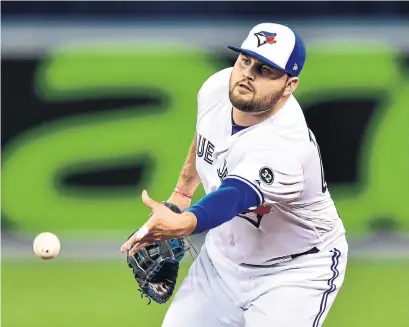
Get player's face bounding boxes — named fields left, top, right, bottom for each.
left=229, top=53, right=298, bottom=113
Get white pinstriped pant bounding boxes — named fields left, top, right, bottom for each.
left=161, top=235, right=348, bottom=327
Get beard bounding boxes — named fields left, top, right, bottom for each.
left=229, top=79, right=285, bottom=113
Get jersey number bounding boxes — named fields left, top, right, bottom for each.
left=309, top=129, right=327, bottom=193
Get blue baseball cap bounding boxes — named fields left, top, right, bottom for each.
left=227, top=23, right=306, bottom=77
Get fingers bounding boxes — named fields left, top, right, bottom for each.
left=128, top=240, right=151, bottom=256
left=120, top=190, right=163, bottom=254
left=120, top=189, right=156, bottom=253
left=135, top=225, right=149, bottom=240
left=142, top=190, right=161, bottom=209
left=120, top=226, right=149, bottom=253
left=120, top=236, right=135, bottom=253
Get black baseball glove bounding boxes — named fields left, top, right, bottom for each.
left=126, top=202, right=187, bottom=304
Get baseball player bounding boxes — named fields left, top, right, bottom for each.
left=122, top=22, right=348, bottom=327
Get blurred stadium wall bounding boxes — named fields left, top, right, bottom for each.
left=1, top=3, right=409, bottom=327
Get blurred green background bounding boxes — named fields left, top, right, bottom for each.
left=2, top=1, right=408, bottom=327
left=2, top=259, right=409, bottom=327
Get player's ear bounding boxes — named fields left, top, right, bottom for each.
left=283, top=76, right=299, bottom=96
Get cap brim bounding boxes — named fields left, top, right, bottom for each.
left=227, top=45, right=287, bottom=75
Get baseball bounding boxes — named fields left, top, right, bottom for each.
left=33, top=232, right=61, bottom=259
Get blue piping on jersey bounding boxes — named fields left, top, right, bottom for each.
left=312, top=248, right=341, bottom=327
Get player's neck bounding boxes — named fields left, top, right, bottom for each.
left=232, top=96, right=289, bottom=127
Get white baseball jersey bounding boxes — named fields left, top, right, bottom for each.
left=195, top=67, right=346, bottom=266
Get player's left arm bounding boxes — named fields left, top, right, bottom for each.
left=120, top=144, right=303, bottom=254
left=121, top=177, right=261, bottom=254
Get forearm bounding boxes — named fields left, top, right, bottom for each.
left=174, top=134, right=201, bottom=195
left=168, top=134, right=201, bottom=210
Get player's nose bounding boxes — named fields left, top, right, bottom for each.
left=242, top=67, right=256, bottom=82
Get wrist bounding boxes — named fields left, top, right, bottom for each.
left=168, top=193, right=192, bottom=212
left=173, top=187, right=193, bottom=199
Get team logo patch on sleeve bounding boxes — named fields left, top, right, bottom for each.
left=259, top=167, right=274, bottom=185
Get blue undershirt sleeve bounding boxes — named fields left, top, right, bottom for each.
left=186, top=178, right=263, bottom=234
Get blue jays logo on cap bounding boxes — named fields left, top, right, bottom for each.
left=254, top=31, right=277, bottom=48
left=227, top=22, right=307, bottom=77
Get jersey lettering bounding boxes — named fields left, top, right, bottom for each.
left=196, top=133, right=215, bottom=164
left=217, top=160, right=228, bottom=181
left=204, top=141, right=215, bottom=164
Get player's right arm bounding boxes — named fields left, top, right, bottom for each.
left=167, top=134, right=201, bottom=211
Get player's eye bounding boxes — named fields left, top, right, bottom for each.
left=241, top=57, right=251, bottom=66
left=261, top=66, right=273, bottom=75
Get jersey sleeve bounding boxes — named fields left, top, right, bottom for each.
left=224, top=142, right=305, bottom=205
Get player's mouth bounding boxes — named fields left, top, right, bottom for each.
left=237, top=83, right=253, bottom=92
